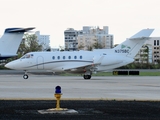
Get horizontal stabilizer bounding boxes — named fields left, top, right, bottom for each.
left=149, top=29, right=160, bottom=37
left=130, top=29, right=154, bottom=39
left=4, top=27, right=35, bottom=33
left=0, top=53, right=17, bottom=56
left=129, top=37, right=149, bottom=40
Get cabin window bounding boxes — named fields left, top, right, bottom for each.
left=52, top=56, right=55, bottom=60
left=63, top=56, right=65, bottom=59
left=68, top=56, right=71, bottom=59
left=154, top=40, right=156, bottom=46
left=74, top=56, right=77, bottom=59
left=80, top=56, right=82, bottom=59
left=157, top=40, right=159, bottom=46
left=57, top=56, right=60, bottom=59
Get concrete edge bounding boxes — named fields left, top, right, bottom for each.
left=0, top=98, right=160, bottom=101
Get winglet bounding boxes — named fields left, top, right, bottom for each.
left=93, top=55, right=104, bottom=64
left=4, top=27, right=35, bottom=33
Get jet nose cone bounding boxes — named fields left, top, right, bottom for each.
left=5, top=62, right=14, bottom=69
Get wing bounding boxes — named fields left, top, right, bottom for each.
left=51, top=61, right=100, bottom=74
left=52, top=56, right=104, bottom=73
left=64, top=56, right=103, bottom=73
left=64, top=64, right=97, bottom=74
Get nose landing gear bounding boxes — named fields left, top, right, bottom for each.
left=23, top=74, right=29, bottom=79
left=23, top=71, right=29, bottom=79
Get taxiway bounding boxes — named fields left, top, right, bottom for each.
left=0, top=74, right=160, bottom=100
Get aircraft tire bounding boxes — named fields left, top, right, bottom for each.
left=23, top=74, right=28, bottom=79
left=83, top=75, right=91, bottom=79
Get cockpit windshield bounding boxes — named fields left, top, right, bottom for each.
left=20, top=54, right=34, bottom=59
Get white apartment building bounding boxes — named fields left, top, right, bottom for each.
left=35, top=31, right=50, bottom=51
left=78, top=26, right=113, bottom=50
left=134, top=37, right=160, bottom=64
left=64, top=28, right=80, bottom=51
left=64, top=26, right=113, bottom=51
left=146, top=37, right=160, bottom=64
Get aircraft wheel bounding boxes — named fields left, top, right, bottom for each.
left=88, top=75, right=91, bottom=79
left=83, top=75, right=91, bottom=79
left=83, top=75, right=87, bottom=79
left=23, top=74, right=28, bottom=79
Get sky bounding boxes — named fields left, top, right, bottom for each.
left=0, top=0, right=160, bottom=48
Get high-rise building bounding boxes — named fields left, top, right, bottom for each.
left=134, top=37, right=160, bottom=64
left=64, top=26, right=113, bottom=51
left=146, top=37, right=160, bottom=64
left=35, top=31, right=50, bottom=51
left=64, top=28, right=80, bottom=51
left=78, top=26, right=113, bottom=50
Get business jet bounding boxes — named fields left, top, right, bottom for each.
left=0, top=27, right=35, bottom=60
left=5, top=29, right=155, bottom=79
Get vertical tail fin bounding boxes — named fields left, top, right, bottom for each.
left=0, top=27, right=35, bottom=59
left=113, top=29, right=154, bottom=58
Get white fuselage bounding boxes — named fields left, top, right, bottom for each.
left=6, top=50, right=134, bottom=73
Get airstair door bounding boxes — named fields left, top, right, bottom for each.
left=37, top=56, right=44, bottom=69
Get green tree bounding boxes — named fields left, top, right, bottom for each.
left=92, top=38, right=105, bottom=49
left=78, top=43, right=85, bottom=50
left=86, top=45, right=93, bottom=51
left=93, top=41, right=104, bottom=49
left=18, top=33, right=42, bottom=57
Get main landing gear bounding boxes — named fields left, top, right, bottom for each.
left=23, top=71, right=29, bottom=79
left=83, top=71, right=92, bottom=79
left=83, top=75, right=91, bottom=79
